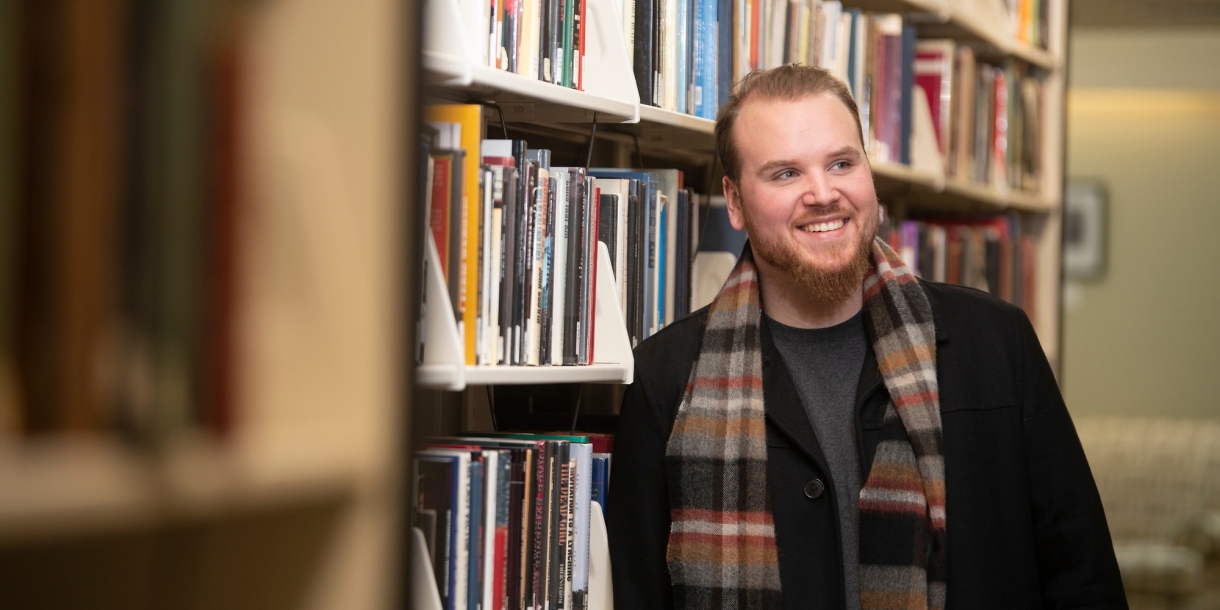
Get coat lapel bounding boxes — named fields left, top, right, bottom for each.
left=760, top=320, right=831, bottom=475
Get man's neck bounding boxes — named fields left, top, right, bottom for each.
left=757, top=267, right=863, bottom=330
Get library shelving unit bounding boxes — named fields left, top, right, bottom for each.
left=411, top=0, right=1067, bottom=603
left=417, top=0, right=1069, bottom=377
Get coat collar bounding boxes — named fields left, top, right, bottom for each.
left=758, top=284, right=948, bottom=469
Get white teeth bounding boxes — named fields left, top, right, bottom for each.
left=801, top=219, right=847, bottom=233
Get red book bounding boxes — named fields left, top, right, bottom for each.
left=430, top=154, right=454, bottom=275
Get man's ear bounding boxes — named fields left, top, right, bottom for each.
left=723, top=176, right=746, bottom=231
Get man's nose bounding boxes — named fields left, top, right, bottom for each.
left=801, top=172, right=835, bottom=205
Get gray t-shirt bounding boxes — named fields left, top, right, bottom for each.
left=766, top=310, right=867, bottom=610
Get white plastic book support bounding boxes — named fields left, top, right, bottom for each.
left=407, top=502, right=614, bottom=610
left=588, top=501, right=614, bottom=610
left=579, top=0, right=641, bottom=109
left=422, top=0, right=473, bottom=84
left=416, top=237, right=635, bottom=390
left=410, top=527, right=445, bottom=610
left=417, top=234, right=467, bottom=391
left=592, top=241, right=634, bottom=384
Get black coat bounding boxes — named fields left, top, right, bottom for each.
left=607, top=281, right=1127, bottom=609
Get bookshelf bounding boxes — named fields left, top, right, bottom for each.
left=418, top=0, right=1069, bottom=372
left=408, top=0, right=1069, bottom=605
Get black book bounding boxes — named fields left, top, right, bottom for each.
left=579, top=177, right=597, bottom=364
left=598, top=193, right=619, bottom=278
left=674, top=189, right=689, bottom=319
left=984, top=232, right=1001, bottom=296
left=633, top=0, right=657, bottom=105
left=500, top=166, right=519, bottom=365
left=563, top=170, right=586, bottom=365
left=544, top=0, right=562, bottom=83
left=626, top=182, right=644, bottom=346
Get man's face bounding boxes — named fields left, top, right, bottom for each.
left=723, top=92, right=879, bottom=301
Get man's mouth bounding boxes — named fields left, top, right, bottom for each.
left=799, top=218, right=848, bottom=233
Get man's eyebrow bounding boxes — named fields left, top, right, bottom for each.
left=828, top=146, right=862, bottom=159
left=756, top=159, right=799, bottom=174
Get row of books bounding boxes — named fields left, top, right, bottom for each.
left=881, top=215, right=1038, bottom=320
left=1002, top=0, right=1050, bottom=50
left=455, top=0, right=593, bottom=88
left=0, top=0, right=245, bottom=436
left=412, top=432, right=614, bottom=610
left=929, top=48, right=1045, bottom=193
left=624, top=0, right=1050, bottom=121
left=421, top=104, right=702, bottom=367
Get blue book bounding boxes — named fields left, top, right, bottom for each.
left=899, top=21, right=916, bottom=165
left=677, top=0, right=690, bottom=114
left=590, top=456, right=609, bottom=518
left=657, top=202, right=667, bottom=331
left=693, top=0, right=718, bottom=118
left=717, top=0, right=732, bottom=110
left=846, top=9, right=862, bottom=99
left=466, top=458, right=484, bottom=610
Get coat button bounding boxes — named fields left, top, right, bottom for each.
left=804, top=479, right=825, bottom=499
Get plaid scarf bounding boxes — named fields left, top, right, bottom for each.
left=664, top=238, right=946, bottom=610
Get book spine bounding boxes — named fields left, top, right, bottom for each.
left=633, top=0, right=656, bottom=105
left=551, top=174, right=569, bottom=365
left=585, top=181, right=599, bottom=364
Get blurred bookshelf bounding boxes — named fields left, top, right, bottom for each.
left=404, top=0, right=1069, bottom=606
left=0, top=0, right=414, bottom=608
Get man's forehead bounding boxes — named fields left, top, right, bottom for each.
left=734, top=94, right=862, bottom=159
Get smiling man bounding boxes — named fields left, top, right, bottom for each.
left=607, top=65, right=1127, bottom=610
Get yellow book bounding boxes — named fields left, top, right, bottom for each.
left=425, top=104, right=483, bottom=365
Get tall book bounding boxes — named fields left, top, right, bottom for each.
left=425, top=105, right=484, bottom=366
left=633, top=0, right=657, bottom=105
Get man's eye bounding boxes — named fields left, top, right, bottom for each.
left=831, top=160, right=852, bottom=171
left=776, top=170, right=797, bottom=180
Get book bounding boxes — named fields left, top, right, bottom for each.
left=426, top=105, right=484, bottom=366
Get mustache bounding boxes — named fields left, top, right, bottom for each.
left=791, top=205, right=856, bottom=225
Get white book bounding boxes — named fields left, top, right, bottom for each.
left=819, top=1, right=842, bottom=72
left=571, top=443, right=593, bottom=604
left=652, top=193, right=664, bottom=337
left=551, top=172, right=570, bottom=365
left=527, top=168, right=549, bottom=365
left=662, top=0, right=678, bottom=110
left=767, top=0, right=785, bottom=68
left=479, top=168, right=494, bottom=364
left=531, top=0, right=543, bottom=79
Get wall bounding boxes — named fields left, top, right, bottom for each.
left=1062, top=29, right=1220, bottom=419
